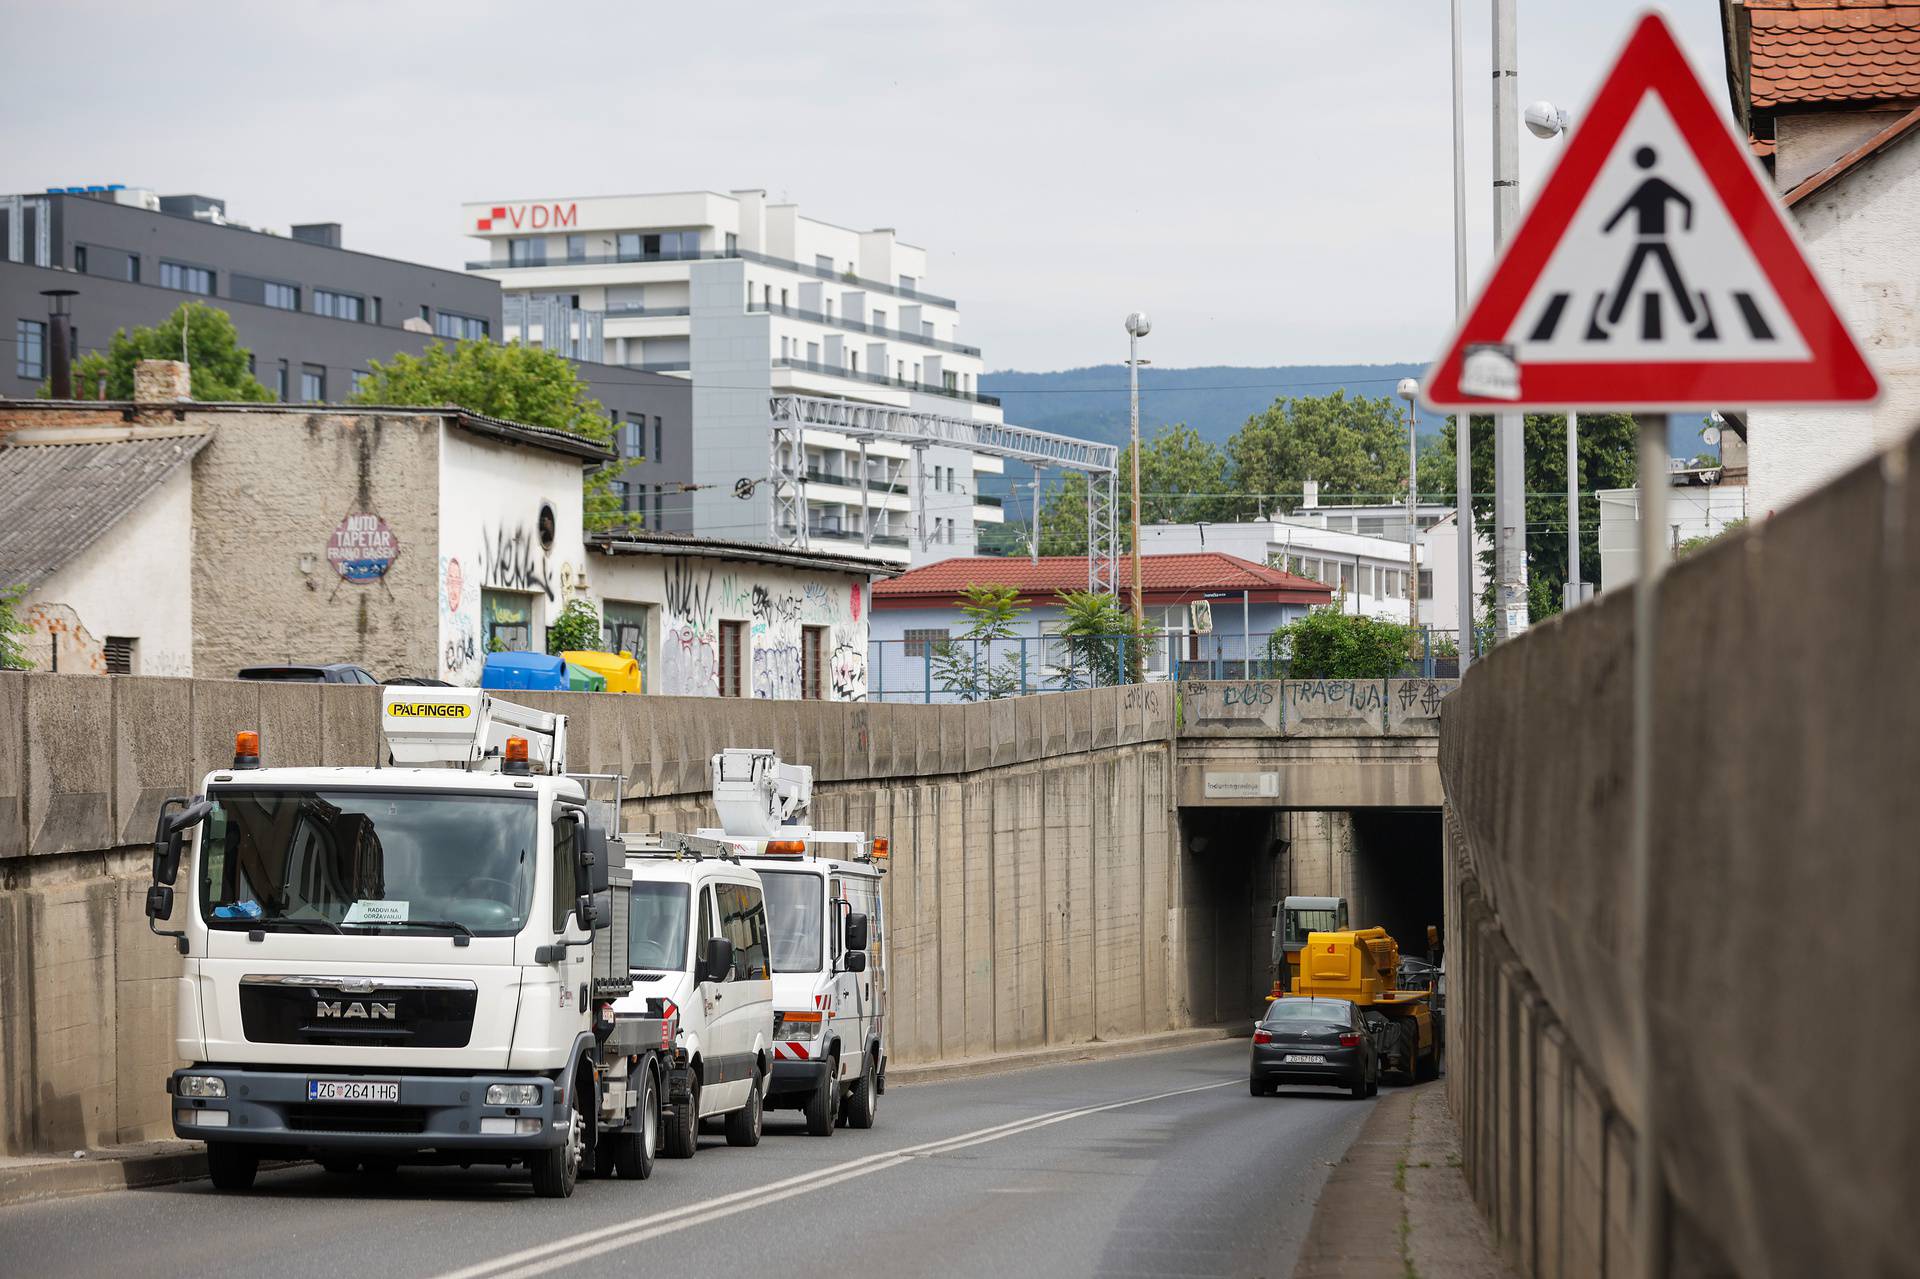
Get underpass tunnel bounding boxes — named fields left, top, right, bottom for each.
left=1177, top=807, right=1285, bottom=1026
left=1348, top=809, right=1446, bottom=965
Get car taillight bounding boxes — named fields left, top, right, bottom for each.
left=1338, top=1033, right=1361, bottom=1048
left=1252, top=1029, right=1273, bottom=1044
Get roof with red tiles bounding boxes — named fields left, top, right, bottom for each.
left=871, top=552, right=1335, bottom=609
left=1745, top=2, right=1920, bottom=109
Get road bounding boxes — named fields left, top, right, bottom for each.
left=0, top=1041, right=1375, bottom=1279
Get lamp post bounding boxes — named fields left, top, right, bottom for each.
left=1525, top=99, right=1585, bottom=610
left=1397, top=378, right=1422, bottom=637
left=1449, top=0, right=1474, bottom=670
left=1124, top=313, right=1151, bottom=659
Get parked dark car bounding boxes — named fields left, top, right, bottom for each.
left=1250, top=996, right=1378, bottom=1099
left=382, top=676, right=453, bottom=687
left=236, top=663, right=378, bottom=684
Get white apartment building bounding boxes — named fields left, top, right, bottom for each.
left=461, top=190, right=1003, bottom=566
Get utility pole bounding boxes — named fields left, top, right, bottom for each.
left=1566, top=412, right=1582, bottom=608
left=1397, top=378, right=1422, bottom=635
left=1451, top=0, right=1475, bottom=670
left=1124, top=314, right=1151, bottom=658
left=1491, top=0, right=1530, bottom=642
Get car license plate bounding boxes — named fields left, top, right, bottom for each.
left=1282, top=1054, right=1326, bottom=1065
left=307, top=1080, right=399, bottom=1103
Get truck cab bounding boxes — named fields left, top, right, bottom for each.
left=146, top=689, right=677, bottom=1198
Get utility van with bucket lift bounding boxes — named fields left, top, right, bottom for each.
left=632, top=749, right=889, bottom=1137
left=144, top=688, right=690, bottom=1198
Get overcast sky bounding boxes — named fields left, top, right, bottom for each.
left=1, top=1, right=1727, bottom=373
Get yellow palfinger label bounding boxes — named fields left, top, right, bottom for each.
left=387, top=702, right=473, bottom=719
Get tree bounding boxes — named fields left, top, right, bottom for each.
left=545, top=598, right=603, bottom=655
left=0, top=584, right=32, bottom=670
left=931, top=584, right=1028, bottom=701
left=1268, top=608, right=1414, bottom=679
left=1051, top=589, right=1158, bottom=688
left=1426, top=412, right=1639, bottom=622
left=1228, top=390, right=1413, bottom=514
left=352, top=340, right=620, bottom=529
left=1031, top=422, right=1233, bottom=555
left=55, top=302, right=272, bottom=402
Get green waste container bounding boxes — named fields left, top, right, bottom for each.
left=563, top=662, right=607, bottom=692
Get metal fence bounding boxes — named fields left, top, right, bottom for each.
left=867, top=628, right=1464, bottom=703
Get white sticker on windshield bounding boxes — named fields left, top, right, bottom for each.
left=343, top=900, right=410, bottom=924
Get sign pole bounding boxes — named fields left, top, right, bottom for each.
left=1628, top=411, right=1670, bottom=1279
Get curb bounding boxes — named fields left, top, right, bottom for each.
left=0, top=1148, right=210, bottom=1210
left=886, top=1024, right=1248, bottom=1087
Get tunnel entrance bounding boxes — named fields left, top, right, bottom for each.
left=1176, top=807, right=1446, bottom=1028
left=1349, top=810, right=1445, bottom=964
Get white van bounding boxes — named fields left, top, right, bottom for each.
left=737, top=839, right=887, bottom=1135
left=615, top=854, right=775, bottom=1156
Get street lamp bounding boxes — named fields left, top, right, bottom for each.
left=1526, top=98, right=1588, bottom=611
left=1448, top=0, right=1474, bottom=671
left=1396, top=378, right=1422, bottom=638
left=1124, top=313, right=1151, bottom=657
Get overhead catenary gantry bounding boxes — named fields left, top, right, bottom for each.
left=768, top=394, right=1121, bottom=594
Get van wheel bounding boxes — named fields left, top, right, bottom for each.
left=725, top=1077, right=764, bottom=1148
left=205, top=1142, right=258, bottom=1191
left=664, top=1077, right=699, bottom=1159
left=843, top=1055, right=878, bottom=1130
left=530, top=1079, right=586, bottom=1198
left=612, top=1070, right=658, bottom=1180
left=804, top=1059, right=837, bottom=1136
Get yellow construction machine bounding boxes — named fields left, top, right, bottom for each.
left=1268, top=897, right=1439, bottom=1083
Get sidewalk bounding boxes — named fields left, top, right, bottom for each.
left=1292, top=1081, right=1517, bottom=1279
left=0, top=1140, right=212, bottom=1209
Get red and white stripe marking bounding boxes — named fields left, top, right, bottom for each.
left=773, top=1041, right=811, bottom=1061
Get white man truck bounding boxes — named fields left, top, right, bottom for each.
left=676, top=749, right=889, bottom=1136
left=144, top=689, right=687, bottom=1198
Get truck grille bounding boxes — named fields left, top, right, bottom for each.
left=284, top=1104, right=429, bottom=1135
left=239, top=976, right=478, bottom=1049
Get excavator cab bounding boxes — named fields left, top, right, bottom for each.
left=1270, top=895, right=1349, bottom=999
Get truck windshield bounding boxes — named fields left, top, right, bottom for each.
left=629, top=881, right=690, bottom=970
left=758, top=870, right=822, bottom=973
left=198, top=789, right=538, bottom=937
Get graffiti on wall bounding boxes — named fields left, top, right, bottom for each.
left=659, top=558, right=719, bottom=696
left=480, top=521, right=554, bottom=601
left=439, top=555, right=480, bottom=683
left=651, top=559, right=868, bottom=701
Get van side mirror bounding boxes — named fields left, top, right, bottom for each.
left=842, top=950, right=867, bottom=974
left=698, top=937, right=734, bottom=984
left=843, top=911, right=869, bottom=953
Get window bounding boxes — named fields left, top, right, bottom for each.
left=616, top=233, right=642, bottom=261
left=601, top=601, right=651, bottom=685
left=482, top=589, right=532, bottom=652
left=806, top=342, right=820, bottom=363
left=435, top=311, right=488, bottom=340
left=815, top=254, right=834, bottom=272
left=275, top=359, right=289, bottom=401
left=942, top=370, right=957, bottom=391
left=420, top=304, right=432, bottom=323
left=801, top=626, right=827, bottom=700
left=1338, top=562, right=1355, bottom=593
left=725, top=232, right=738, bottom=253
left=760, top=869, right=823, bottom=972
left=314, top=290, right=364, bottom=321
left=780, top=335, right=790, bottom=359
left=697, top=887, right=716, bottom=976
left=263, top=281, right=299, bottom=310
left=566, top=234, right=586, bottom=262
left=715, top=882, right=769, bottom=979
left=352, top=370, right=370, bottom=394
left=762, top=284, right=772, bottom=308
left=718, top=620, right=745, bottom=697
left=127, top=255, right=139, bottom=283
left=872, top=308, right=887, bottom=329
left=508, top=237, right=546, bottom=266
left=300, top=364, right=326, bottom=402
left=899, top=274, right=916, bottom=292
left=16, top=319, right=45, bottom=379
left=1419, top=570, right=1434, bottom=600
left=620, top=419, right=644, bottom=459
left=653, top=416, right=662, bottom=461
left=159, top=261, right=214, bottom=295
left=628, top=881, right=689, bottom=969
left=1358, top=516, right=1386, bottom=537
left=73, top=245, right=86, bottom=273
left=369, top=297, right=382, bottom=325
left=848, top=350, right=858, bottom=373
left=551, top=809, right=579, bottom=933
left=104, top=636, right=136, bottom=675
left=779, top=288, right=788, bottom=308
left=902, top=629, right=949, bottom=659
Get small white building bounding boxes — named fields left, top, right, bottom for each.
left=461, top=190, right=1005, bottom=567
left=1595, top=480, right=1752, bottom=591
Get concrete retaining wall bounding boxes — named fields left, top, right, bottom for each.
left=1439, top=429, right=1919, bottom=1278
left=0, top=676, right=1191, bottom=1155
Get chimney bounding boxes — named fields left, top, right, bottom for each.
left=1301, top=479, right=1320, bottom=509
left=134, top=359, right=192, bottom=403
left=291, top=222, right=343, bottom=248
left=40, top=288, right=76, bottom=399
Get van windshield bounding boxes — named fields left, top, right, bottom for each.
left=198, top=788, right=537, bottom=936
left=759, top=870, right=822, bottom=973
left=629, top=881, right=691, bottom=970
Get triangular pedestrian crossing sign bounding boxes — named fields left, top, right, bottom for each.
left=1423, top=11, right=1879, bottom=412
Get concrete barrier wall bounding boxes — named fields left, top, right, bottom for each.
left=0, top=675, right=1188, bottom=1154
left=1439, top=429, right=1919, bottom=1279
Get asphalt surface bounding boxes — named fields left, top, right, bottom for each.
left=0, top=1040, right=1375, bottom=1279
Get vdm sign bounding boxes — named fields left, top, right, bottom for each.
left=475, top=203, right=577, bottom=232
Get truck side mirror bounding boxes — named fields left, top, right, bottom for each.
left=145, top=884, right=174, bottom=922
left=843, top=950, right=867, bottom=974
left=843, top=911, right=869, bottom=953
left=575, top=892, right=599, bottom=931
left=151, top=795, right=211, bottom=887
left=698, top=937, right=734, bottom=984
left=569, top=809, right=612, bottom=895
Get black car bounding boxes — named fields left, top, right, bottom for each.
left=236, top=663, right=378, bottom=684
left=1249, top=996, right=1379, bottom=1099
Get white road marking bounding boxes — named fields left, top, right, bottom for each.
left=435, top=1078, right=1238, bottom=1279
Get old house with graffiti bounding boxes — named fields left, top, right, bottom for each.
left=585, top=532, right=881, bottom=700
left=1, top=364, right=881, bottom=697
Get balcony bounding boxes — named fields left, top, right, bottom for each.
left=792, top=526, right=912, bottom=550
left=805, top=467, right=909, bottom=495
left=974, top=494, right=1004, bottom=508
left=626, top=361, right=690, bottom=374
left=748, top=301, right=979, bottom=357
left=772, top=357, right=999, bottom=407
left=604, top=304, right=692, bottom=318
left=468, top=247, right=958, bottom=308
